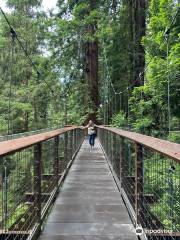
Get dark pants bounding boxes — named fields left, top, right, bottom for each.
left=89, top=134, right=95, bottom=147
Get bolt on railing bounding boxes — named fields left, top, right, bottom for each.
left=98, top=126, right=180, bottom=240
left=0, top=126, right=84, bottom=240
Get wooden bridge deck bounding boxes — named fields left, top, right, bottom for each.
left=39, top=139, right=138, bottom=240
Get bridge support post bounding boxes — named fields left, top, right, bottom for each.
left=120, top=137, right=125, bottom=189
left=75, top=129, right=78, bottom=150
left=106, top=130, right=109, bottom=155
left=64, top=132, right=68, bottom=168
left=69, top=131, right=73, bottom=159
left=107, top=131, right=110, bottom=161
left=111, top=133, right=114, bottom=169
left=54, top=136, right=59, bottom=189
left=110, top=133, right=113, bottom=163
left=34, top=143, right=42, bottom=229
left=100, top=129, right=104, bottom=146
left=135, top=143, right=143, bottom=226
left=72, top=130, right=75, bottom=154
left=112, top=133, right=116, bottom=173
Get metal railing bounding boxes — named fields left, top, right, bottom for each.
left=0, top=126, right=84, bottom=240
left=0, top=125, right=63, bottom=142
left=98, top=126, right=180, bottom=240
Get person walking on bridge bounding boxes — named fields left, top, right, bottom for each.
left=85, top=120, right=96, bottom=148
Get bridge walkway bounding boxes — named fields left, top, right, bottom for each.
left=39, top=139, right=138, bottom=240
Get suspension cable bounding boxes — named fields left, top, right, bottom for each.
left=163, top=6, right=179, bottom=134
left=0, top=6, right=55, bottom=96
left=7, top=30, right=16, bottom=134
left=102, top=6, right=180, bottom=97
left=164, top=6, right=180, bottom=37
left=165, top=32, right=171, bottom=134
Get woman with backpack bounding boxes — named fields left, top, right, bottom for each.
left=85, top=120, right=96, bottom=148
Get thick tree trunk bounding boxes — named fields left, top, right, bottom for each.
left=129, top=0, right=135, bottom=88
left=24, top=4, right=29, bottom=132
left=112, top=0, right=117, bottom=19
left=131, top=0, right=146, bottom=87
left=84, top=4, right=99, bottom=123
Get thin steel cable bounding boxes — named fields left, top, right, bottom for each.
left=102, top=6, right=180, bottom=96
left=7, top=36, right=14, bottom=134
left=0, top=6, right=55, bottom=96
left=166, top=36, right=171, bottom=134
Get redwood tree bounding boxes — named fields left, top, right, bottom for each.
left=84, top=0, right=99, bottom=123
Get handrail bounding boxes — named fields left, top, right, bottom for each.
left=97, top=126, right=180, bottom=239
left=0, top=126, right=79, bottom=157
left=98, top=126, right=180, bottom=162
left=0, top=126, right=84, bottom=240
left=0, top=125, right=63, bottom=142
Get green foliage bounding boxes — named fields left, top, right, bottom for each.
left=144, top=153, right=180, bottom=230
left=133, top=117, right=153, bottom=134
left=129, top=0, right=180, bottom=137
left=0, top=0, right=179, bottom=233
left=168, top=131, right=180, bottom=143
left=6, top=204, right=29, bottom=229
left=111, top=111, right=127, bottom=128
left=0, top=0, right=64, bottom=134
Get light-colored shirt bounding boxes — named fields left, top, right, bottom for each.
left=88, top=127, right=95, bottom=135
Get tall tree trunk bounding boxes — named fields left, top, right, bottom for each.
left=129, top=0, right=135, bottom=88
left=24, top=3, right=29, bottom=132
left=132, top=0, right=146, bottom=87
left=112, top=0, right=117, bottom=20
left=84, top=1, right=99, bottom=123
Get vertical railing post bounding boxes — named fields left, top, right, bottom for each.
left=67, top=131, right=70, bottom=164
left=75, top=129, right=78, bottom=150
left=64, top=132, right=68, bottom=168
left=105, top=130, right=107, bottom=155
left=108, top=131, right=112, bottom=163
left=34, top=143, right=42, bottom=227
left=101, top=129, right=103, bottom=146
left=110, top=132, right=114, bottom=164
left=59, top=135, right=63, bottom=175
left=106, top=130, right=109, bottom=156
left=78, top=129, right=81, bottom=147
left=54, top=136, right=59, bottom=188
left=72, top=130, right=75, bottom=155
left=73, top=129, right=75, bottom=151
left=69, top=130, right=73, bottom=159
left=120, top=137, right=125, bottom=189
left=112, top=133, right=117, bottom=172
left=107, top=131, right=110, bottom=160
left=135, top=143, right=143, bottom=226
left=80, top=129, right=83, bottom=145
left=3, top=159, right=8, bottom=232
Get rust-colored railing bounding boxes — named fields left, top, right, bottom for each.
left=1, top=125, right=179, bottom=240
left=98, top=126, right=180, bottom=240
left=0, top=126, right=84, bottom=240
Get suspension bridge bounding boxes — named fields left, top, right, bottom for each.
left=0, top=125, right=179, bottom=240
left=0, top=3, right=180, bottom=240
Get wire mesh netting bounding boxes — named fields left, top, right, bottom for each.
left=141, top=148, right=180, bottom=239
left=98, top=128, right=180, bottom=240
left=0, top=128, right=84, bottom=240
left=0, top=147, right=34, bottom=238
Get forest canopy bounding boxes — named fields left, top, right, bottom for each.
left=0, top=0, right=179, bottom=142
